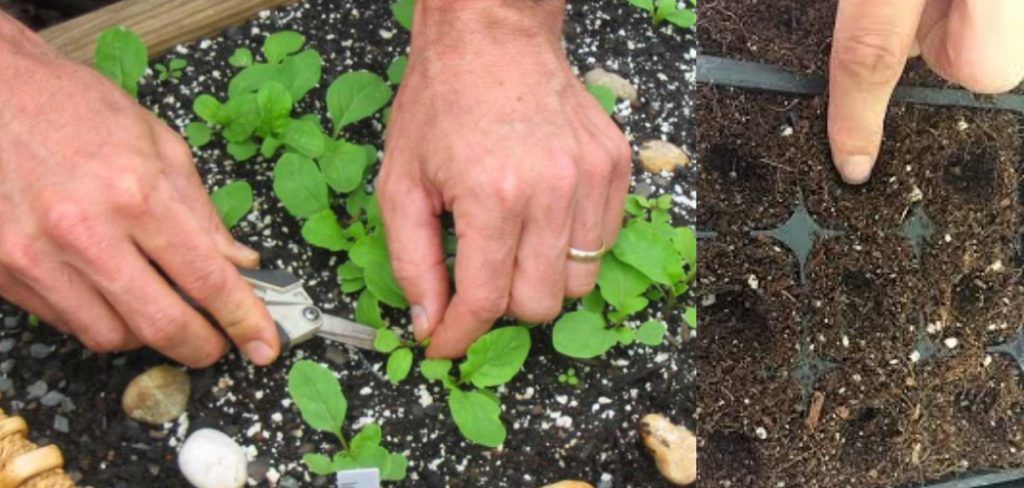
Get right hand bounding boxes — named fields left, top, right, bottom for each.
left=0, top=18, right=279, bottom=367
left=828, top=0, right=1024, bottom=184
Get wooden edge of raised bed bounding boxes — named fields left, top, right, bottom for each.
left=40, top=0, right=301, bottom=63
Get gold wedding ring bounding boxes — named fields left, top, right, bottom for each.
left=568, top=242, right=606, bottom=263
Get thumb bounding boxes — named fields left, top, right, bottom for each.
left=378, top=181, right=450, bottom=340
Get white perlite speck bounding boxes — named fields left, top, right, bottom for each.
left=943, top=337, right=959, bottom=349
left=747, top=274, right=759, bottom=290
left=755, top=427, right=767, bottom=440
left=178, top=429, right=247, bottom=488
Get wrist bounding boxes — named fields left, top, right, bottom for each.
left=414, top=0, right=566, bottom=49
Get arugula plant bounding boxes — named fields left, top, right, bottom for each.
left=553, top=193, right=695, bottom=359
left=391, top=0, right=416, bottom=30
left=94, top=26, right=148, bottom=98
left=288, top=360, right=408, bottom=480
left=558, top=367, right=579, bottom=386
left=210, top=181, right=254, bottom=229
left=154, top=58, right=187, bottom=81
left=418, top=326, right=531, bottom=447
left=374, top=328, right=427, bottom=384
left=627, top=0, right=697, bottom=29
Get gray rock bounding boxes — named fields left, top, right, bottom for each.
left=3, top=316, right=18, bottom=329
left=122, top=365, right=191, bottom=425
left=0, top=377, right=13, bottom=395
left=0, top=338, right=15, bottom=354
left=26, top=380, right=48, bottom=399
left=0, top=359, right=14, bottom=374
left=324, top=346, right=348, bottom=367
left=53, top=414, right=70, bottom=433
left=59, top=397, right=77, bottom=413
left=278, top=477, right=300, bottom=488
left=30, top=343, right=54, bottom=359
left=40, top=390, right=65, bottom=407
left=247, top=456, right=270, bottom=482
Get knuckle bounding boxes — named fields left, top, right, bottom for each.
left=489, top=174, right=526, bottom=210
left=138, top=310, right=184, bottom=349
left=110, top=175, right=151, bottom=218
left=831, top=33, right=906, bottom=85
left=79, top=328, right=127, bottom=353
left=43, top=203, right=95, bottom=249
left=182, top=264, right=229, bottom=297
left=465, top=294, right=509, bottom=320
left=511, top=298, right=562, bottom=324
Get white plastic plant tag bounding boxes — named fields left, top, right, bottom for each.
left=336, top=468, right=380, bottom=488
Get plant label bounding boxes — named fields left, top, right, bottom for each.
left=336, top=468, right=379, bottom=488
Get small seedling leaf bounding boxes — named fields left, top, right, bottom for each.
left=581, top=289, right=606, bottom=314
left=665, top=8, right=697, bottom=28
left=387, top=55, right=408, bottom=85
left=226, top=140, right=260, bottom=161
left=94, top=26, right=148, bottom=97
left=374, top=328, right=402, bottom=353
left=263, top=31, right=305, bottom=64
left=386, top=348, right=413, bottom=384
left=168, top=58, right=187, bottom=71
left=288, top=360, right=346, bottom=435
left=391, top=0, right=415, bottom=30
left=616, top=326, right=636, bottom=346
left=256, top=81, right=293, bottom=128
left=350, top=234, right=408, bottom=308
left=597, top=252, right=652, bottom=310
left=281, top=118, right=326, bottom=158
left=684, top=306, right=697, bottom=329
left=587, top=84, right=617, bottom=115
left=636, top=320, right=668, bottom=346
left=326, top=71, right=393, bottom=135
left=351, top=423, right=382, bottom=450
left=302, top=453, right=335, bottom=475
left=273, top=152, right=330, bottom=218
left=228, top=47, right=254, bottom=67
left=210, top=181, right=253, bottom=229
left=420, top=359, right=453, bottom=382
left=553, top=310, right=618, bottom=358
left=301, top=210, right=347, bottom=251
left=459, top=326, right=531, bottom=388
left=627, top=0, right=655, bottom=14
left=193, top=94, right=223, bottom=124
left=355, top=289, right=384, bottom=328
left=613, top=220, right=682, bottom=285
left=320, top=140, right=373, bottom=193
left=184, top=122, right=212, bottom=147
left=448, top=389, right=505, bottom=448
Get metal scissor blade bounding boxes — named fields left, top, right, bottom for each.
left=317, top=314, right=378, bottom=350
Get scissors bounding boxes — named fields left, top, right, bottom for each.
left=235, top=268, right=378, bottom=351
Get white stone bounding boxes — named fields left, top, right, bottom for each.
left=178, top=429, right=248, bottom=488
left=944, top=337, right=959, bottom=349
left=747, top=274, right=759, bottom=290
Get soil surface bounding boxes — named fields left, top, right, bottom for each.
left=0, top=1, right=696, bottom=487
left=1, top=0, right=120, bottom=30
left=697, top=2, right=1024, bottom=486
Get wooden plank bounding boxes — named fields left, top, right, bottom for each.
left=40, top=0, right=300, bottom=63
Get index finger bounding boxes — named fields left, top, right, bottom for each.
left=828, top=0, right=926, bottom=184
left=425, top=202, right=522, bottom=359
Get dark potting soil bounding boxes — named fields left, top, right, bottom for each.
left=1, top=0, right=121, bottom=30
left=0, top=1, right=695, bottom=487
left=697, top=85, right=1024, bottom=488
left=698, top=0, right=1023, bottom=93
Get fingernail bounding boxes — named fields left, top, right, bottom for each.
left=411, top=305, right=430, bottom=338
left=243, top=341, right=275, bottom=365
left=834, top=154, right=875, bottom=185
left=235, top=241, right=261, bottom=265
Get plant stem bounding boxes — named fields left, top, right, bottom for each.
left=336, top=430, right=350, bottom=452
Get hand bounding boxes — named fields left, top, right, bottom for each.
left=0, top=15, right=279, bottom=367
left=828, top=0, right=1024, bottom=184
left=378, top=0, right=632, bottom=358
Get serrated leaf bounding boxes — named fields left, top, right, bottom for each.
left=449, top=389, right=505, bottom=447
left=287, top=360, right=346, bottom=435
left=553, top=310, right=618, bottom=359
left=386, top=348, right=413, bottom=384
left=326, top=71, right=393, bottom=136
left=301, top=210, right=347, bottom=251
left=273, top=153, right=330, bottom=218
left=210, top=181, right=253, bottom=229
left=459, top=326, right=530, bottom=388
left=94, top=26, right=147, bottom=97
left=636, top=320, right=667, bottom=346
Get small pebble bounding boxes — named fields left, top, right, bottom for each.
left=640, top=413, right=696, bottom=486
left=0, top=359, right=14, bottom=374
left=943, top=337, right=959, bottom=349
left=0, top=338, right=15, bottom=353
left=53, top=414, right=70, bottom=433
left=122, top=365, right=191, bottom=425
left=40, top=390, right=65, bottom=407
left=178, top=429, right=248, bottom=488
left=638, top=140, right=689, bottom=174
left=583, top=68, right=639, bottom=106
left=26, top=380, right=48, bottom=399
left=30, top=343, right=54, bottom=359
left=0, top=377, right=13, bottom=394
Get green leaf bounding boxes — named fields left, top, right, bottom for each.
left=355, top=289, right=383, bottom=328
left=320, top=140, right=373, bottom=193
left=387, top=55, right=408, bottom=85
left=636, top=320, right=668, bottom=346
left=459, top=326, right=530, bottom=388
left=613, top=221, right=683, bottom=285
left=617, top=326, right=636, bottom=346
left=597, top=253, right=653, bottom=310
left=221, top=94, right=261, bottom=142
left=226, top=140, right=260, bottom=161
left=351, top=423, right=382, bottom=450
left=627, top=0, right=655, bottom=13
left=391, top=0, right=416, bottom=30
left=256, top=81, right=293, bottom=130
left=666, top=7, right=697, bottom=28
left=581, top=289, right=606, bottom=314
left=448, top=389, right=505, bottom=447
left=288, top=360, right=346, bottom=435
left=261, top=136, right=283, bottom=159
left=338, top=261, right=364, bottom=280
left=210, top=181, right=253, bottom=229
left=193, top=94, right=223, bottom=125
left=346, top=444, right=407, bottom=481
left=94, top=26, right=147, bottom=97
left=350, top=234, right=408, bottom=308
left=281, top=118, right=326, bottom=158
left=684, top=306, right=697, bottom=329
left=263, top=31, right=305, bottom=64
left=301, top=210, right=347, bottom=251
left=386, top=348, right=413, bottom=384
left=280, top=49, right=323, bottom=101
left=168, top=58, right=187, bottom=70
left=625, top=195, right=646, bottom=217
left=273, top=153, right=330, bottom=218
left=302, top=453, right=335, bottom=475
left=420, top=359, right=453, bottom=382
left=374, top=328, right=401, bottom=353
left=552, top=310, right=618, bottom=359
left=587, top=84, right=617, bottom=115
left=326, top=71, right=393, bottom=136
left=228, top=47, right=254, bottom=67
left=380, top=452, right=408, bottom=481
left=184, top=122, right=212, bottom=147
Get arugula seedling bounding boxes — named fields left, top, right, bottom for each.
left=327, top=71, right=393, bottom=136
left=558, top=367, right=579, bottom=386
left=387, top=55, right=408, bottom=85
left=391, top=0, right=415, bottom=30
left=210, top=181, right=254, bottom=229
left=627, top=0, right=697, bottom=29
left=288, top=360, right=407, bottom=481
left=418, top=326, right=531, bottom=447
left=228, top=47, right=254, bottom=67
left=184, top=122, right=212, bottom=147
left=587, top=84, right=617, bottom=115
left=154, top=58, right=187, bottom=81
left=94, top=26, right=148, bottom=98
left=374, top=329, right=428, bottom=384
